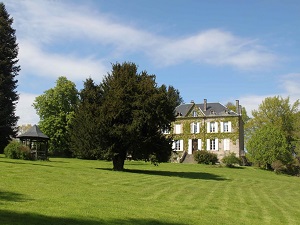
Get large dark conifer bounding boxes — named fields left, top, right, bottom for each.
left=69, top=78, right=103, bottom=159
left=0, top=3, right=20, bottom=153
left=99, top=62, right=182, bottom=171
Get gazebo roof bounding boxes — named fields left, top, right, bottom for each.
left=17, top=125, right=49, bottom=140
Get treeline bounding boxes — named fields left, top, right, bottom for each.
left=33, top=62, right=182, bottom=170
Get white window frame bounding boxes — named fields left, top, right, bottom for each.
left=221, top=121, right=232, bottom=133
left=193, top=111, right=198, bottom=117
left=209, top=122, right=218, bottom=133
left=190, top=122, right=200, bottom=134
left=206, top=138, right=219, bottom=151
left=173, top=140, right=183, bottom=151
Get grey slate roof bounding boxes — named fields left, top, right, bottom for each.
left=17, top=125, right=49, bottom=139
left=175, top=102, right=238, bottom=117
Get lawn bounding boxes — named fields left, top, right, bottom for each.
left=1, top=154, right=300, bottom=225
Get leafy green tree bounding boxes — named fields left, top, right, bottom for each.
left=247, top=124, right=292, bottom=169
left=33, top=76, right=79, bottom=156
left=246, top=96, right=300, bottom=168
left=0, top=3, right=20, bottom=153
left=69, top=78, right=103, bottom=159
left=99, top=62, right=182, bottom=170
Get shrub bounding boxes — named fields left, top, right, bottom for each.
left=194, top=150, right=218, bottom=165
left=271, top=159, right=300, bottom=176
left=271, top=160, right=285, bottom=174
left=4, top=140, right=33, bottom=160
left=222, top=153, right=241, bottom=167
left=4, top=140, right=22, bottom=159
left=20, top=145, right=33, bottom=160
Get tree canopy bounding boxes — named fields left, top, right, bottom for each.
left=33, top=76, right=79, bottom=156
left=0, top=3, right=20, bottom=153
left=98, top=62, right=182, bottom=170
left=69, top=78, right=103, bottom=159
left=246, top=96, right=300, bottom=168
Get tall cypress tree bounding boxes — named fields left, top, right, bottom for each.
left=0, top=3, right=20, bottom=153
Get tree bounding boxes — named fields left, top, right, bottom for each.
left=247, top=124, right=292, bottom=169
left=69, top=78, right=103, bottom=159
left=33, top=76, right=79, bottom=156
left=99, top=62, right=182, bottom=170
left=18, top=124, right=32, bottom=135
left=246, top=96, right=300, bottom=168
left=0, top=3, right=20, bottom=153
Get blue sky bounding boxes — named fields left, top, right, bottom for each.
left=3, top=0, right=300, bottom=125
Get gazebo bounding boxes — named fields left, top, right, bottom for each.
left=17, top=125, right=49, bottom=160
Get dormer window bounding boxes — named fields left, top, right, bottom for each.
left=193, top=111, right=197, bottom=117
left=210, top=110, right=215, bottom=115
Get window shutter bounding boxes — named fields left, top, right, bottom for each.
left=175, top=124, right=181, bottom=134
left=215, top=122, right=218, bottom=133
left=228, top=121, right=232, bottom=132
left=224, top=139, right=230, bottom=151
left=188, top=139, right=192, bottom=154
left=207, top=122, right=210, bottom=133
left=172, top=141, right=175, bottom=150
left=206, top=139, right=210, bottom=150
left=190, top=123, right=194, bottom=133
left=198, top=139, right=202, bottom=150
left=220, top=122, right=224, bottom=133
left=196, top=123, right=200, bottom=134
left=180, top=140, right=184, bottom=151
left=215, top=138, right=219, bottom=150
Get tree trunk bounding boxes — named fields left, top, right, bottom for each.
left=112, top=152, right=126, bottom=171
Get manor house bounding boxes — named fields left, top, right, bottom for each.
left=165, top=99, right=244, bottom=162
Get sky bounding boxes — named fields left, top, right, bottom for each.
left=2, top=0, right=300, bottom=125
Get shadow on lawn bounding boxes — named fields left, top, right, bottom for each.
left=0, top=160, right=55, bottom=167
left=0, top=191, right=31, bottom=203
left=0, top=210, right=186, bottom=225
left=98, top=168, right=227, bottom=181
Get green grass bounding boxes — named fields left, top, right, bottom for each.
left=1, top=154, right=300, bottom=225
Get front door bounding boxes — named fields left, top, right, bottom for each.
left=192, top=139, right=198, bottom=153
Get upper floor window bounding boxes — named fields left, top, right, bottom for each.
left=174, top=124, right=182, bottom=134
left=210, top=122, right=216, bottom=133
left=207, top=122, right=218, bottom=133
left=190, top=122, right=200, bottom=134
left=221, top=121, right=232, bottom=133
left=162, top=128, right=170, bottom=134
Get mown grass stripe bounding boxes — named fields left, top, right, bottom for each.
left=1, top=155, right=300, bottom=225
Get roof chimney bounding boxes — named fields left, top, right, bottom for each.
left=204, top=99, right=207, bottom=111
left=236, top=100, right=240, bottom=115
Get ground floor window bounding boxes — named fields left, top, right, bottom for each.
left=173, top=140, right=183, bottom=151
left=207, top=138, right=218, bottom=151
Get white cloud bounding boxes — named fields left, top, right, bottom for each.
left=16, top=93, right=39, bottom=125
left=18, top=40, right=108, bottom=82
left=5, top=0, right=277, bottom=74
left=153, top=30, right=277, bottom=69
left=280, top=73, right=300, bottom=96
left=239, top=73, right=300, bottom=117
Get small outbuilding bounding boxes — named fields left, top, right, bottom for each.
left=17, top=125, right=49, bottom=160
